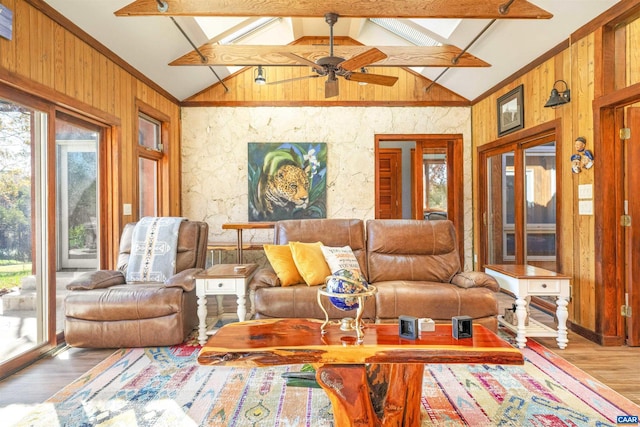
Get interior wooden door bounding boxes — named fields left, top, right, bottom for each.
left=377, top=149, right=402, bottom=219
left=625, top=107, right=640, bottom=346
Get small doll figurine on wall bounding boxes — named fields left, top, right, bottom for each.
left=571, top=136, right=594, bottom=174
left=575, top=137, right=594, bottom=169
left=571, top=154, right=582, bottom=174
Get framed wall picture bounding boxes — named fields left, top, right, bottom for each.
left=248, top=142, right=327, bottom=221
left=497, top=84, right=524, bottom=137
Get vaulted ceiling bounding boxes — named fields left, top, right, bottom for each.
left=44, top=0, right=620, bottom=102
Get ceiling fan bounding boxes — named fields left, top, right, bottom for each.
left=267, top=13, right=398, bottom=98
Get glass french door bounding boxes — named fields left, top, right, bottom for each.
left=481, top=134, right=558, bottom=270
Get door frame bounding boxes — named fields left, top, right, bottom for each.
left=375, top=134, right=464, bottom=258
left=593, top=81, right=640, bottom=346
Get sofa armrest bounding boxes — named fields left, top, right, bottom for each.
left=164, top=268, right=202, bottom=292
left=248, top=267, right=280, bottom=292
left=66, top=270, right=126, bottom=290
left=450, top=271, right=500, bottom=292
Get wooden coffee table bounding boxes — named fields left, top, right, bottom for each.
left=198, top=318, right=523, bottom=427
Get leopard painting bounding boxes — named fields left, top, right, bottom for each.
left=249, top=144, right=326, bottom=221
left=251, top=161, right=311, bottom=220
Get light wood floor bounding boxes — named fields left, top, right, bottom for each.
left=0, top=292, right=639, bottom=407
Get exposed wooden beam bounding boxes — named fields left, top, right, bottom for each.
left=170, top=45, right=490, bottom=67
left=116, top=0, right=552, bottom=19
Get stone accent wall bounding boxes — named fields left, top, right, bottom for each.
left=182, top=106, right=474, bottom=270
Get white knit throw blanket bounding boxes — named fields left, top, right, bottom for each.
left=126, top=216, right=185, bottom=282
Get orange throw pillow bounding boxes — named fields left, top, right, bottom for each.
left=289, top=241, right=332, bottom=286
left=263, top=244, right=304, bottom=287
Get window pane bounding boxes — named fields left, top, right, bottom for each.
left=486, top=151, right=514, bottom=265
left=524, top=142, right=557, bottom=264
left=138, top=114, right=161, bottom=151
left=423, top=148, right=447, bottom=218
left=0, top=99, right=48, bottom=363
left=139, top=157, right=157, bottom=217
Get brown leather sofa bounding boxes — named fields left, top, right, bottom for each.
left=250, top=218, right=500, bottom=331
left=64, top=220, right=208, bottom=348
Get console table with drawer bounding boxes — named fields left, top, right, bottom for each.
left=484, top=264, right=571, bottom=349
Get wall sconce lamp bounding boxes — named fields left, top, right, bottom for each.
left=544, top=80, right=571, bottom=108
left=254, top=66, right=266, bottom=85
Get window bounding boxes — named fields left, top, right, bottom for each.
left=137, top=111, right=165, bottom=217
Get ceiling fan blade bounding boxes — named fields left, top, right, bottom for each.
left=347, top=72, right=398, bottom=87
left=170, top=45, right=489, bottom=68
left=339, top=48, right=387, bottom=72
left=266, top=75, right=320, bottom=85
left=116, top=0, right=552, bottom=19
left=278, top=52, right=325, bottom=73
left=325, top=78, right=339, bottom=98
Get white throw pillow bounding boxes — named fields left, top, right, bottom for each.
left=320, top=245, right=363, bottom=279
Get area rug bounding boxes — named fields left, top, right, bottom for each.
left=2, top=334, right=639, bottom=427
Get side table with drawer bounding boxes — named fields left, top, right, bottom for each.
left=194, top=263, right=258, bottom=345
left=484, top=264, right=571, bottom=349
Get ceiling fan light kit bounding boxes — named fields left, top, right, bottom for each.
left=254, top=66, right=266, bottom=85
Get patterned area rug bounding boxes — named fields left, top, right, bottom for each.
left=2, top=332, right=639, bottom=426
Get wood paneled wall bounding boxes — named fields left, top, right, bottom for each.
left=0, top=0, right=182, bottom=264
left=472, top=9, right=640, bottom=334
left=184, top=37, right=469, bottom=106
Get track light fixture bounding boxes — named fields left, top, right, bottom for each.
left=254, top=66, right=266, bottom=85
left=544, top=80, right=571, bottom=108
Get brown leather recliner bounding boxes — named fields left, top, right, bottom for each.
left=64, top=220, right=208, bottom=348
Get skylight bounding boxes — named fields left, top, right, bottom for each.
left=218, top=17, right=280, bottom=45
left=369, top=18, right=442, bottom=46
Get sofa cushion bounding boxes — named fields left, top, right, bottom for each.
left=289, top=241, right=332, bottom=286
left=321, top=245, right=365, bottom=279
left=66, top=270, right=126, bottom=290
left=274, top=219, right=368, bottom=280
left=374, top=281, right=498, bottom=320
left=253, top=284, right=376, bottom=320
left=366, top=219, right=460, bottom=283
left=64, top=284, right=185, bottom=321
left=263, top=244, right=304, bottom=287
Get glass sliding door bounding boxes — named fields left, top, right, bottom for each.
left=0, top=98, right=50, bottom=369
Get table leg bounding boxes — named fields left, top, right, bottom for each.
left=556, top=296, right=569, bottom=349
left=236, top=229, right=243, bottom=264
left=216, top=295, right=224, bottom=317
left=514, top=297, right=528, bottom=348
left=315, top=363, right=423, bottom=427
left=237, top=294, right=247, bottom=322
left=197, top=284, right=208, bottom=346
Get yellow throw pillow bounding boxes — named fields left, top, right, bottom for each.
left=289, top=241, right=332, bottom=286
left=263, top=244, right=304, bottom=287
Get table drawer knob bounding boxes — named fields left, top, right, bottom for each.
left=217, top=282, right=224, bottom=288
left=541, top=283, right=547, bottom=288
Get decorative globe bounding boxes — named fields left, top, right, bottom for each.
left=325, top=269, right=369, bottom=311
